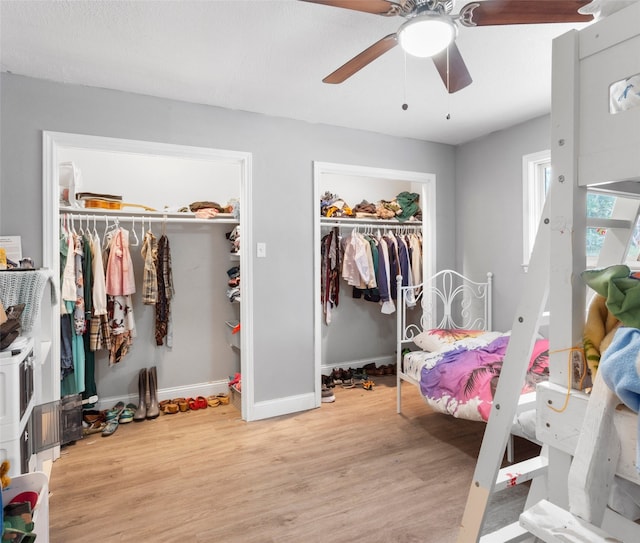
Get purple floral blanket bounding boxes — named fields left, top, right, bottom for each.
left=417, top=333, right=549, bottom=421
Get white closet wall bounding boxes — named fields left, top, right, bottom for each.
left=58, top=147, right=241, bottom=211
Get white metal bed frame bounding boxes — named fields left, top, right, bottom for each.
left=395, top=269, right=493, bottom=415
left=395, top=269, right=540, bottom=464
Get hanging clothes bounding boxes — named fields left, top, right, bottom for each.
left=352, top=234, right=380, bottom=303
left=104, top=227, right=137, bottom=365
left=105, top=227, right=136, bottom=296
left=327, top=227, right=424, bottom=316
left=377, top=232, right=396, bottom=315
left=396, top=234, right=415, bottom=307
left=89, top=229, right=111, bottom=353
left=141, top=230, right=158, bottom=305
left=408, top=232, right=423, bottom=295
left=81, top=231, right=97, bottom=402
left=321, top=228, right=341, bottom=324
left=59, top=230, right=74, bottom=382
left=341, top=231, right=376, bottom=290
left=73, top=234, right=87, bottom=335
left=155, top=234, right=174, bottom=346
left=60, top=230, right=86, bottom=395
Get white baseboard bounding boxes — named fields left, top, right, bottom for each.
left=250, top=392, right=317, bottom=421
left=321, top=354, right=394, bottom=373
left=94, top=379, right=230, bottom=410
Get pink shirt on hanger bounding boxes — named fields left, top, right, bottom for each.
left=105, top=228, right=136, bottom=296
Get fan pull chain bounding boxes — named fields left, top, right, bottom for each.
left=446, top=46, right=451, bottom=120
left=402, top=50, right=408, bottom=111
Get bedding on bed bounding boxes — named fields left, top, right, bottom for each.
left=403, top=330, right=549, bottom=422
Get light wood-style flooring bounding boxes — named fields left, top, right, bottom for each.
left=49, top=376, right=535, bottom=542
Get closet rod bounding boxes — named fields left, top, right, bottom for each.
left=321, top=217, right=421, bottom=226
left=321, top=221, right=422, bottom=230
left=61, top=213, right=238, bottom=225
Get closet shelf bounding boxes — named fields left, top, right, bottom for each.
left=59, top=206, right=239, bottom=224
left=320, top=217, right=422, bottom=227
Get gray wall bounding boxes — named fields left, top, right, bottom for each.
left=455, top=115, right=551, bottom=332
left=0, top=73, right=456, bottom=406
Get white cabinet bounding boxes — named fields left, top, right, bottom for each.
left=0, top=269, right=60, bottom=477
left=0, top=338, right=36, bottom=477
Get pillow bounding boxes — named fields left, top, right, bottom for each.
left=413, top=330, right=446, bottom=352
left=413, top=328, right=485, bottom=352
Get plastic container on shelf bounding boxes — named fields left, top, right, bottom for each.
left=229, top=384, right=241, bottom=412
left=225, top=320, right=241, bottom=350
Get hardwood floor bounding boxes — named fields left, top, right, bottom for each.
left=49, top=376, right=532, bottom=542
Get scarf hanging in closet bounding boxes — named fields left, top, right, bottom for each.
left=155, top=234, right=175, bottom=346
left=141, top=230, right=158, bottom=305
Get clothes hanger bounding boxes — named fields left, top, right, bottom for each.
left=140, top=216, right=146, bottom=240
left=79, top=214, right=87, bottom=236
left=93, top=215, right=99, bottom=241
left=60, top=213, right=69, bottom=239
left=103, top=216, right=119, bottom=250
left=130, top=216, right=140, bottom=247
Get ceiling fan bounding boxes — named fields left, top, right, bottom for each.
left=301, top=0, right=594, bottom=93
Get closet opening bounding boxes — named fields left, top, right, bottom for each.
left=41, top=132, right=255, bottom=462
left=313, top=161, right=436, bottom=406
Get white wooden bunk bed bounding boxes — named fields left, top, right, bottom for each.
left=458, top=2, right=640, bottom=541
left=395, top=270, right=548, bottom=450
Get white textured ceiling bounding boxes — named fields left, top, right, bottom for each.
left=0, top=0, right=626, bottom=145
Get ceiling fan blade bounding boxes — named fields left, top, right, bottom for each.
left=323, top=34, right=398, bottom=84
left=299, top=0, right=401, bottom=16
left=458, top=0, right=594, bottom=27
left=432, top=42, right=472, bottom=94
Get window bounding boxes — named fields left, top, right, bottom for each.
left=522, top=150, right=551, bottom=268
left=523, top=150, right=640, bottom=269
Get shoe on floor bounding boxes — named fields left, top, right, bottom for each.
left=101, top=419, right=119, bottom=437
left=105, top=401, right=125, bottom=421
left=321, top=387, right=335, bottom=403
left=119, top=403, right=137, bottom=424
left=83, top=420, right=107, bottom=435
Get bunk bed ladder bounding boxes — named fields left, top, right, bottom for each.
left=518, top=194, right=640, bottom=543
left=457, top=189, right=553, bottom=543
left=457, top=196, right=640, bottom=543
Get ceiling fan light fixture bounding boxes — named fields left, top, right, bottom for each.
left=398, top=14, right=456, bottom=58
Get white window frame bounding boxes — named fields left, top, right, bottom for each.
left=523, top=151, right=640, bottom=272
left=522, top=150, right=550, bottom=270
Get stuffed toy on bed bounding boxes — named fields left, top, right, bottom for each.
left=581, top=264, right=640, bottom=377
left=582, top=265, right=640, bottom=482
left=583, top=293, right=621, bottom=378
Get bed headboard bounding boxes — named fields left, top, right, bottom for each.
left=396, top=269, right=493, bottom=344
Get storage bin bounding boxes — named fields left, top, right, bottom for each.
left=225, top=320, right=241, bottom=350
left=229, top=384, right=241, bottom=412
